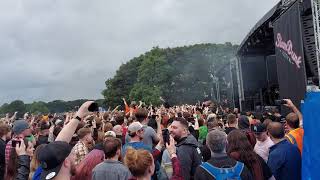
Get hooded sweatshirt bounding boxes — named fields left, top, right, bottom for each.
left=176, top=134, right=202, bottom=180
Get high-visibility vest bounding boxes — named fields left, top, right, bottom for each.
left=286, top=127, right=304, bottom=154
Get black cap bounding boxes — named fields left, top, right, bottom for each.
left=238, top=115, right=250, bottom=129
left=251, top=123, right=266, bottom=133
left=38, top=141, right=73, bottom=180
left=40, top=121, right=51, bottom=131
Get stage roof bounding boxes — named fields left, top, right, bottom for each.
left=237, top=2, right=282, bottom=56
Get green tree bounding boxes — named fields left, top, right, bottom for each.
left=29, top=101, right=49, bottom=114
left=0, top=100, right=26, bottom=118
left=102, top=56, right=143, bottom=108
left=102, top=43, right=238, bottom=107
left=129, top=84, right=162, bottom=106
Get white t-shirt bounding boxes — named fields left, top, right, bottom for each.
left=254, top=137, right=274, bottom=162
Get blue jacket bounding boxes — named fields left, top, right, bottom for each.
left=267, top=140, right=301, bottom=180
left=32, top=166, right=42, bottom=180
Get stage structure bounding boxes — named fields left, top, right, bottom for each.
left=208, top=57, right=239, bottom=109
left=237, top=0, right=320, bottom=112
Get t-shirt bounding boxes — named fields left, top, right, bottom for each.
left=125, top=105, right=138, bottom=114
left=125, top=126, right=158, bottom=148
left=122, top=141, right=152, bottom=156
left=198, top=126, right=208, bottom=142
left=142, top=126, right=158, bottom=147
left=254, top=137, right=274, bottom=162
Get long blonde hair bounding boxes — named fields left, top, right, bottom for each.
left=29, top=144, right=45, bottom=180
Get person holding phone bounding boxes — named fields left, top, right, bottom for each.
left=0, top=124, right=11, bottom=180
left=6, top=138, right=34, bottom=180
left=4, top=119, right=32, bottom=177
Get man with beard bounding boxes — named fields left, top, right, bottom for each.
left=72, top=128, right=94, bottom=165
left=169, top=117, right=202, bottom=180
left=38, top=101, right=94, bottom=180
left=92, top=137, right=131, bottom=180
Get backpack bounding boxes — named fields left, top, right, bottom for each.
left=200, top=161, right=244, bottom=180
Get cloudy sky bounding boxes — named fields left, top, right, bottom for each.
left=0, top=0, right=279, bottom=105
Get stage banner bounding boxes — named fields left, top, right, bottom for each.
left=273, top=1, right=306, bottom=110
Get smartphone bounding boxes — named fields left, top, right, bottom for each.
left=88, top=102, right=99, bottom=112
left=162, top=129, right=170, bottom=145
left=12, top=140, right=21, bottom=148
left=275, top=99, right=287, bottom=106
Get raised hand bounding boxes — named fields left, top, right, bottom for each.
left=15, top=140, right=26, bottom=156
left=166, top=136, right=177, bottom=158
left=75, top=101, right=95, bottom=119
left=283, top=99, right=294, bottom=108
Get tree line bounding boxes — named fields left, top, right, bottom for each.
left=0, top=99, right=105, bottom=118
left=102, top=43, right=238, bottom=108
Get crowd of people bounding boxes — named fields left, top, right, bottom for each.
left=0, top=98, right=304, bottom=180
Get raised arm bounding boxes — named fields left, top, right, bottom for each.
left=284, top=99, right=303, bottom=126
left=112, top=105, right=120, bottom=113
left=122, top=98, right=128, bottom=106
left=9, top=112, right=18, bottom=122
left=55, top=101, right=94, bottom=143
left=194, top=117, right=199, bottom=130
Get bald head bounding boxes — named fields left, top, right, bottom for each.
left=112, top=125, right=122, bottom=135
left=286, top=113, right=299, bottom=129
left=268, top=122, right=285, bottom=139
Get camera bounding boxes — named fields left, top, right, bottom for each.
left=275, top=99, right=287, bottom=106
left=88, top=102, right=99, bottom=112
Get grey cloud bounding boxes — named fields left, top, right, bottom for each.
left=0, top=0, right=278, bottom=105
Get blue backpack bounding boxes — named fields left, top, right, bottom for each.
left=200, top=161, right=244, bottom=180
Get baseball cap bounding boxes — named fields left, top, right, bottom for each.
left=251, top=123, right=266, bottom=133
left=12, top=120, right=30, bottom=135
left=40, top=121, right=51, bottom=131
left=238, top=115, right=250, bottom=129
left=38, top=141, right=73, bottom=180
left=105, top=131, right=116, bottom=137
left=55, top=119, right=64, bottom=126
left=128, top=122, right=144, bottom=134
